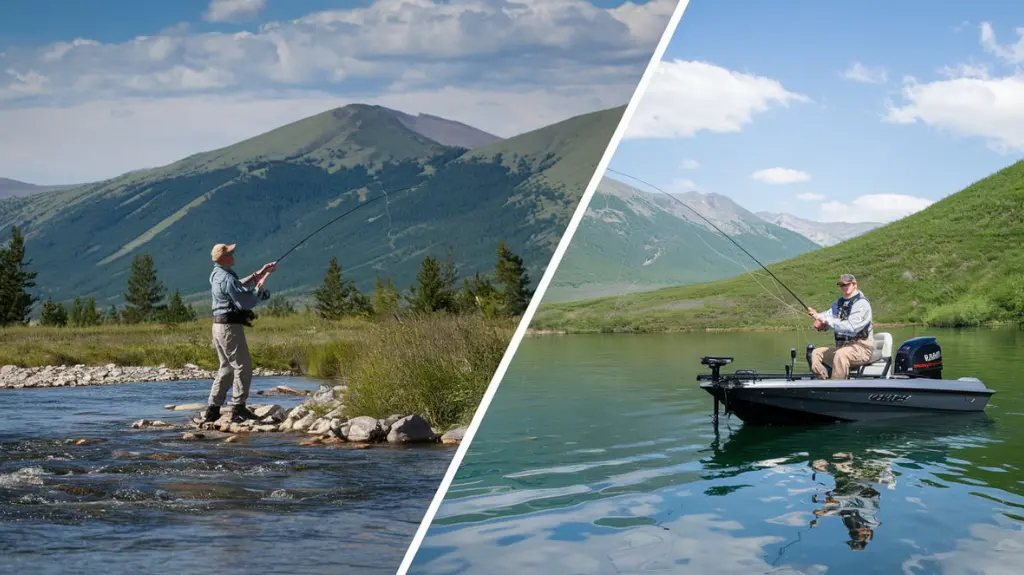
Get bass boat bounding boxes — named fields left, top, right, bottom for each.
left=697, top=333, right=995, bottom=425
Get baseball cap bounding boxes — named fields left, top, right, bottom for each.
left=837, top=273, right=856, bottom=286
left=211, top=243, right=236, bottom=262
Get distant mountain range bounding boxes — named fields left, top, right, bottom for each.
left=0, top=178, right=78, bottom=200
left=756, top=212, right=882, bottom=247
left=543, top=177, right=823, bottom=303
left=0, top=103, right=624, bottom=310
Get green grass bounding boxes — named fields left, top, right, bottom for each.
left=0, top=311, right=516, bottom=429
left=532, top=159, right=1024, bottom=333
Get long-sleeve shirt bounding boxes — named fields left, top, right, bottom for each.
left=815, top=291, right=872, bottom=339
left=210, top=265, right=270, bottom=315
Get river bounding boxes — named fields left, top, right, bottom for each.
left=0, top=376, right=454, bottom=575
left=407, top=327, right=1024, bottom=574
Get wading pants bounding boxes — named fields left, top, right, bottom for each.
left=810, top=338, right=874, bottom=380
left=208, top=323, right=252, bottom=407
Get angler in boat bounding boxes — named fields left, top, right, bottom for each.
left=806, top=273, right=875, bottom=380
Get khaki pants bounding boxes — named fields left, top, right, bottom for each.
left=811, top=338, right=874, bottom=380
left=208, top=323, right=252, bottom=407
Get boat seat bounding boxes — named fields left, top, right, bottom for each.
left=855, top=332, right=893, bottom=378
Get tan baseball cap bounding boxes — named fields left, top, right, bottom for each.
left=838, top=273, right=856, bottom=285
left=211, top=243, right=236, bottom=262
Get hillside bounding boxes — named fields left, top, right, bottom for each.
left=757, top=212, right=881, bottom=247
left=542, top=176, right=821, bottom=303
left=0, top=178, right=78, bottom=200
left=533, top=160, right=1024, bottom=333
left=0, top=104, right=625, bottom=310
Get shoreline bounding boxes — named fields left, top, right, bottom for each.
left=523, top=321, right=1011, bottom=336
left=0, top=363, right=296, bottom=390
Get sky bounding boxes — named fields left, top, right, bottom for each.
left=0, top=0, right=676, bottom=184
left=611, top=0, right=1024, bottom=224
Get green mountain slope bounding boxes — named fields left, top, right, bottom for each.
left=533, top=160, right=1024, bottom=333
left=0, top=104, right=625, bottom=311
left=542, top=176, right=821, bottom=303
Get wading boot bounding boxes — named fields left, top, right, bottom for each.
left=230, top=404, right=258, bottom=423
left=195, top=405, right=221, bottom=426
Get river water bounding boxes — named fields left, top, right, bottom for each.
left=408, top=327, right=1024, bottom=574
left=0, top=377, right=454, bottom=575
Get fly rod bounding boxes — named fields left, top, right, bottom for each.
left=605, top=168, right=810, bottom=311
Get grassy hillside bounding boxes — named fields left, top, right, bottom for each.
left=532, top=159, right=1024, bottom=333
left=543, top=177, right=821, bottom=303
left=0, top=104, right=626, bottom=312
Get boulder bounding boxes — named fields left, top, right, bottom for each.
left=441, top=426, right=467, bottom=445
left=345, top=416, right=385, bottom=443
left=387, top=415, right=438, bottom=444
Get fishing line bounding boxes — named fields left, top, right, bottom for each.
left=605, top=168, right=811, bottom=312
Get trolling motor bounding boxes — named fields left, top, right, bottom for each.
left=785, top=347, right=796, bottom=379
left=699, top=356, right=733, bottom=425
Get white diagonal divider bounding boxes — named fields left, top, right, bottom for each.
left=394, top=2, right=691, bottom=572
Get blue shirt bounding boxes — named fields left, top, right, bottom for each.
left=210, top=265, right=270, bottom=315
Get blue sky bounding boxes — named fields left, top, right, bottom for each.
left=0, top=0, right=675, bottom=184
left=612, top=0, right=1024, bottom=223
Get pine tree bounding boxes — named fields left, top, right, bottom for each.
left=265, top=295, right=297, bottom=317
left=69, top=297, right=83, bottom=327
left=457, top=273, right=501, bottom=317
left=313, top=257, right=370, bottom=320
left=0, top=226, right=38, bottom=326
left=104, top=305, right=120, bottom=325
left=81, top=296, right=102, bottom=326
left=39, top=298, right=68, bottom=327
left=122, top=253, right=165, bottom=323
left=493, top=241, right=533, bottom=317
left=161, top=289, right=197, bottom=324
left=407, top=252, right=458, bottom=314
left=371, top=276, right=401, bottom=318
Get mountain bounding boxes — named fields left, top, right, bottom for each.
left=541, top=176, right=822, bottom=303
left=0, top=103, right=626, bottom=310
left=0, top=178, right=78, bottom=200
left=756, top=212, right=882, bottom=247
left=387, top=109, right=502, bottom=149
left=533, top=160, right=1024, bottom=333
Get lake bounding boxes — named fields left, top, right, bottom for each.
left=0, top=376, right=454, bottom=575
left=407, top=327, right=1024, bottom=574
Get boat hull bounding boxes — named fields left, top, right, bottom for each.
left=700, top=379, right=994, bottom=426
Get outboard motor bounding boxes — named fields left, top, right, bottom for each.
left=894, top=336, right=943, bottom=379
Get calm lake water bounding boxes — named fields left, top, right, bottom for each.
left=0, top=377, right=454, bottom=575
left=408, top=327, right=1024, bottom=574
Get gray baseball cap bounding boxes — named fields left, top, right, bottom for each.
left=837, top=273, right=856, bottom=285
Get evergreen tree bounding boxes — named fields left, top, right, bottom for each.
left=457, top=273, right=502, bottom=317
left=493, top=241, right=533, bottom=317
left=122, top=253, right=165, bottom=323
left=161, top=289, right=197, bottom=324
left=69, top=297, right=83, bottom=327
left=407, top=252, right=458, bottom=314
left=39, top=298, right=68, bottom=327
left=0, top=226, right=38, bottom=326
left=314, top=257, right=371, bottom=320
left=81, top=296, right=102, bottom=326
left=265, top=295, right=297, bottom=317
left=104, top=305, right=121, bottom=325
left=371, top=276, right=401, bottom=318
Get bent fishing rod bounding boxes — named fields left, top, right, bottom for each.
left=272, top=182, right=405, bottom=265
left=605, top=168, right=810, bottom=311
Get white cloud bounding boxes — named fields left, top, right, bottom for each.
left=818, top=193, right=933, bottom=224
left=842, top=61, right=887, bottom=84
left=0, top=0, right=677, bottom=183
left=798, top=192, right=824, bottom=201
left=979, top=22, right=1024, bottom=64
left=204, top=0, right=267, bottom=23
left=751, top=167, right=811, bottom=184
left=623, top=59, right=810, bottom=139
left=681, top=158, right=699, bottom=169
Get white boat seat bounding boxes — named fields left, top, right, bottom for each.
left=856, top=332, right=893, bottom=378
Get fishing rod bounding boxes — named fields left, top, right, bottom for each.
left=605, top=168, right=811, bottom=311
left=272, top=183, right=402, bottom=265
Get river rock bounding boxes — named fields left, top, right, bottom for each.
left=182, top=432, right=205, bottom=441
left=253, top=404, right=286, bottom=421
left=131, top=419, right=176, bottom=429
left=291, top=412, right=318, bottom=432
left=307, top=418, right=334, bottom=435
left=387, top=415, right=437, bottom=444
left=441, top=426, right=467, bottom=445
left=345, top=416, right=385, bottom=443
left=164, top=403, right=206, bottom=411
left=0, top=363, right=294, bottom=390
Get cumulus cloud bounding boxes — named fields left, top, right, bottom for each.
left=751, top=167, right=811, bottom=184
left=624, top=60, right=810, bottom=139
left=885, top=22, right=1024, bottom=153
left=204, top=0, right=267, bottom=23
left=842, top=61, right=887, bottom=84
left=681, top=158, right=699, bottom=169
left=798, top=192, right=824, bottom=201
left=0, top=0, right=677, bottom=183
left=818, top=193, right=933, bottom=224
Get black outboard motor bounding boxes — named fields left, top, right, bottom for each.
left=894, top=336, right=943, bottom=379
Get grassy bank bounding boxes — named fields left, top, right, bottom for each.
left=0, top=312, right=516, bottom=429
left=532, top=158, right=1024, bottom=334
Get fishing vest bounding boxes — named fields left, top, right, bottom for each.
left=834, top=292, right=872, bottom=345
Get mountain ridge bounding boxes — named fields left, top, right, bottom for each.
left=757, top=211, right=882, bottom=247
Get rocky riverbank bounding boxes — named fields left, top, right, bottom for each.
left=0, top=363, right=295, bottom=389
left=136, top=384, right=468, bottom=446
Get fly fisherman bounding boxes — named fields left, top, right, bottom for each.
left=806, top=274, right=874, bottom=380
left=198, top=243, right=277, bottom=424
